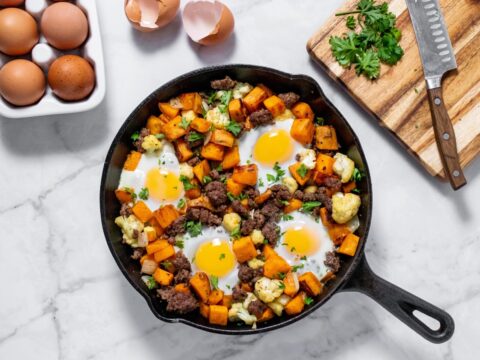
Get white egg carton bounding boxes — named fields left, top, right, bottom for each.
left=0, top=0, right=105, bottom=118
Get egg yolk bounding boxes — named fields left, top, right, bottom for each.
left=145, top=168, right=182, bottom=201
left=194, top=239, right=236, bottom=277
left=283, top=226, right=319, bottom=256
left=253, top=129, right=294, bottom=165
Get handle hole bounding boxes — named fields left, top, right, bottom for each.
left=434, top=97, right=442, bottom=105
left=413, top=310, right=441, bottom=331
left=442, top=132, right=450, bottom=140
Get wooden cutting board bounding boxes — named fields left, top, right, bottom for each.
left=307, top=0, right=480, bottom=179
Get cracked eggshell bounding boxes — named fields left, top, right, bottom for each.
left=124, top=0, right=180, bottom=32
left=182, top=0, right=234, bottom=46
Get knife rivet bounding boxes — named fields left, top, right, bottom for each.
left=443, top=132, right=450, bottom=140
left=434, top=97, right=441, bottom=105
left=453, top=170, right=460, bottom=177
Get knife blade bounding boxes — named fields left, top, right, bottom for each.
left=405, top=0, right=466, bottom=190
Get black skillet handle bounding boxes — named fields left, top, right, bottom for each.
left=340, top=255, right=454, bottom=343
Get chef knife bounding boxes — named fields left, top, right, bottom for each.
left=405, top=0, right=466, bottom=190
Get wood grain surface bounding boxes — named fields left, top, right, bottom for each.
left=307, top=0, right=480, bottom=179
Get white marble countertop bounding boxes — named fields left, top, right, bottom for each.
left=1, top=0, right=480, bottom=359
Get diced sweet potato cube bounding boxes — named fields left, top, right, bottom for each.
left=343, top=181, right=356, bottom=193
left=178, top=92, right=196, bottom=111
left=244, top=116, right=252, bottom=131
left=298, top=272, right=323, bottom=296
left=154, top=205, right=180, bottom=228
left=263, top=245, right=278, bottom=260
left=190, top=272, right=211, bottom=302
left=232, top=236, right=257, bottom=263
left=288, top=162, right=311, bottom=186
left=158, top=102, right=180, bottom=119
left=232, top=164, right=258, bottom=186
left=175, top=139, right=194, bottom=162
left=290, top=118, right=315, bottom=145
left=174, top=283, right=191, bottom=295
left=222, top=146, right=240, bottom=170
left=199, top=302, right=210, bottom=318
left=321, top=271, right=336, bottom=284
left=292, top=102, right=314, bottom=121
left=123, top=151, right=142, bottom=171
left=209, top=305, right=228, bottom=326
left=243, top=86, right=268, bottom=113
left=201, top=142, right=225, bottom=161
left=255, top=189, right=272, bottom=205
left=208, top=289, right=224, bottom=305
left=153, top=244, right=175, bottom=262
left=211, top=129, right=235, bottom=148
left=153, top=268, right=174, bottom=286
left=284, top=292, right=306, bottom=315
left=316, top=154, right=335, bottom=175
left=220, top=294, right=232, bottom=308
left=185, top=179, right=201, bottom=199
left=328, top=224, right=351, bottom=246
left=257, top=84, right=274, bottom=97
left=147, top=217, right=164, bottom=237
left=146, top=115, right=164, bottom=134
left=162, top=116, right=187, bottom=141
left=228, top=99, right=246, bottom=122
left=283, top=271, right=300, bottom=297
left=132, top=201, right=153, bottom=223
left=315, top=125, right=339, bottom=151
left=337, top=233, right=360, bottom=256
left=193, top=159, right=211, bottom=183
left=263, top=95, right=286, bottom=117
left=226, top=178, right=244, bottom=196
left=190, top=117, right=211, bottom=133
left=257, top=307, right=275, bottom=322
left=192, top=93, right=203, bottom=114
left=284, top=198, right=303, bottom=214
left=187, top=195, right=214, bottom=211
left=115, top=189, right=133, bottom=203
left=146, top=239, right=169, bottom=255
left=140, top=254, right=154, bottom=265
left=263, top=255, right=291, bottom=279
left=241, top=282, right=253, bottom=292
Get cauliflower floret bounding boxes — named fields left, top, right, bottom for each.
left=223, top=212, right=241, bottom=233
left=282, top=177, right=298, bottom=194
left=248, top=258, right=265, bottom=270
left=243, top=292, right=258, bottom=309
left=251, top=229, right=265, bottom=245
left=298, top=149, right=317, bottom=170
left=141, top=135, right=163, bottom=153
left=206, top=106, right=230, bottom=129
left=332, top=192, right=361, bottom=224
left=266, top=294, right=292, bottom=316
left=274, top=109, right=295, bottom=122
left=115, top=215, right=144, bottom=246
left=228, top=303, right=257, bottom=325
left=169, top=97, right=183, bottom=109
left=254, top=277, right=284, bottom=303
left=304, top=185, right=318, bottom=194
left=181, top=110, right=196, bottom=123
left=333, top=153, right=355, bottom=183
left=233, top=82, right=253, bottom=99
left=179, top=163, right=194, bottom=180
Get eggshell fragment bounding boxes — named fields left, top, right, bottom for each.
left=182, top=0, right=234, bottom=46
left=124, top=0, right=180, bottom=32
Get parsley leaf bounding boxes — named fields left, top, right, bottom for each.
left=219, top=253, right=226, bottom=260
left=355, top=49, right=380, bottom=79
left=202, top=175, right=212, bottom=184
left=316, top=117, right=325, bottom=125
left=179, top=116, right=190, bottom=129
left=296, top=163, right=309, bottom=178
left=351, top=188, right=361, bottom=194
left=281, top=214, right=294, bottom=221
left=124, top=187, right=137, bottom=202
left=231, top=225, right=241, bottom=240
left=210, top=275, right=219, bottom=290
left=352, top=167, right=364, bottom=182
left=131, top=131, right=140, bottom=142
left=258, top=178, right=264, bottom=187
left=179, top=175, right=196, bottom=191
left=177, top=198, right=186, bottom=208
left=207, top=91, right=217, bottom=105
left=185, top=221, right=202, bottom=237
left=187, top=131, right=204, bottom=143
left=301, top=201, right=322, bottom=213
left=267, top=162, right=286, bottom=183
left=277, top=272, right=286, bottom=280
left=175, top=239, right=184, bottom=249
left=304, top=296, right=314, bottom=305
left=346, top=15, right=356, bottom=30
left=292, top=264, right=304, bottom=272
left=138, top=187, right=149, bottom=200
left=226, top=120, right=242, bottom=136
left=220, top=90, right=233, bottom=106
left=278, top=282, right=286, bottom=290
left=155, top=133, right=165, bottom=140
left=145, top=276, right=157, bottom=290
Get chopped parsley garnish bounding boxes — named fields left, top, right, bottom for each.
left=267, top=162, right=285, bottom=183
left=138, top=187, right=149, bottom=200
left=185, top=221, right=202, bottom=237
left=227, top=192, right=247, bottom=202
left=175, top=239, right=184, bottom=249
left=145, top=276, right=156, bottom=290
left=316, top=117, right=325, bottom=125
left=346, top=15, right=356, bottom=30
left=281, top=200, right=290, bottom=206
left=304, top=296, right=314, bottom=305
left=210, top=275, right=219, bottom=290
left=226, top=120, right=242, bottom=136
left=351, top=188, right=361, bottom=194
left=162, top=260, right=172, bottom=269
left=124, top=187, right=137, bottom=202
left=277, top=272, right=286, bottom=280
left=187, top=131, right=204, bottom=143
left=216, top=164, right=223, bottom=172
left=231, top=225, right=241, bottom=240
left=300, top=255, right=307, bottom=261
left=296, top=163, right=309, bottom=178
left=301, top=201, right=322, bottom=213
left=281, top=214, right=294, bottom=221
left=202, top=176, right=212, bottom=184
left=290, top=246, right=297, bottom=253
left=352, top=167, right=364, bottom=182
left=179, top=175, right=196, bottom=191
left=179, top=116, right=190, bottom=129
left=226, top=284, right=231, bottom=290
left=219, top=253, right=226, bottom=260
left=220, top=90, right=232, bottom=106
left=278, top=282, right=286, bottom=290
left=177, top=198, right=186, bottom=208
left=131, top=131, right=140, bottom=142
left=207, top=91, right=217, bottom=105
left=258, top=178, right=264, bottom=187
left=292, top=264, right=304, bottom=272
left=155, top=133, right=165, bottom=140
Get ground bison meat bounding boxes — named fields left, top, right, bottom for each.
left=278, top=92, right=300, bottom=109
left=210, top=76, right=236, bottom=90
left=120, top=203, right=132, bottom=217
left=260, top=200, right=282, bottom=221
left=244, top=187, right=260, bottom=209
left=172, top=251, right=191, bottom=272
left=158, top=287, right=198, bottom=314
left=133, top=128, right=150, bottom=153
left=174, top=269, right=191, bottom=284
left=247, top=300, right=267, bottom=318
left=131, top=247, right=145, bottom=260
left=303, top=187, right=333, bottom=212
left=293, top=190, right=304, bottom=200
left=240, top=218, right=256, bottom=236
left=270, top=184, right=292, bottom=202
left=250, top=109, right=273, bottom=127
left=324, top=251, right=340, bottom=273
left=186, top=207, right=222, bottom=226
left=165, top=215, right=186, bottom=237
left=232, top=200, right=250, bottom=218
left=187, top=156, right=201, bottom=166
left=323, top=176, right=342, bottom=193
left=232, top=285, right=248, bottom=302
left=262, top=221, right=280, bottom=246
left=253, top=211, right=266, bottom=228
left=204, top=181, right=228, bottom=207
left=208, top=169, right=221, bottom=181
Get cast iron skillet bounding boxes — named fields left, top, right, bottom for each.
left=100, top=65, right=454, bottom=343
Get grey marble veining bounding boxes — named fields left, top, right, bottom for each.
left=1, top=0, right=480, bottom=359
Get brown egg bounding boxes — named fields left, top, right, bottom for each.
left=0, top=8, right=39, bottom=55
left=41, top=2, right=89, bottom=50
left=0, top=59, right=46, bottom=106
left=0, top=0, right=24, bottom=6
left=48, top=55, right=95, bottom=101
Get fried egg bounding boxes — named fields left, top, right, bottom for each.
left=118, top=142, right=184, bottom=210
left=276, top=211, right=334, bottom=279
left=238, top=118, right=306, bottom=190
left=181, top=226, right=239, bottom=293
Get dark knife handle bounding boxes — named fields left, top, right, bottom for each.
left=426, top=87, right=466, bottom=190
